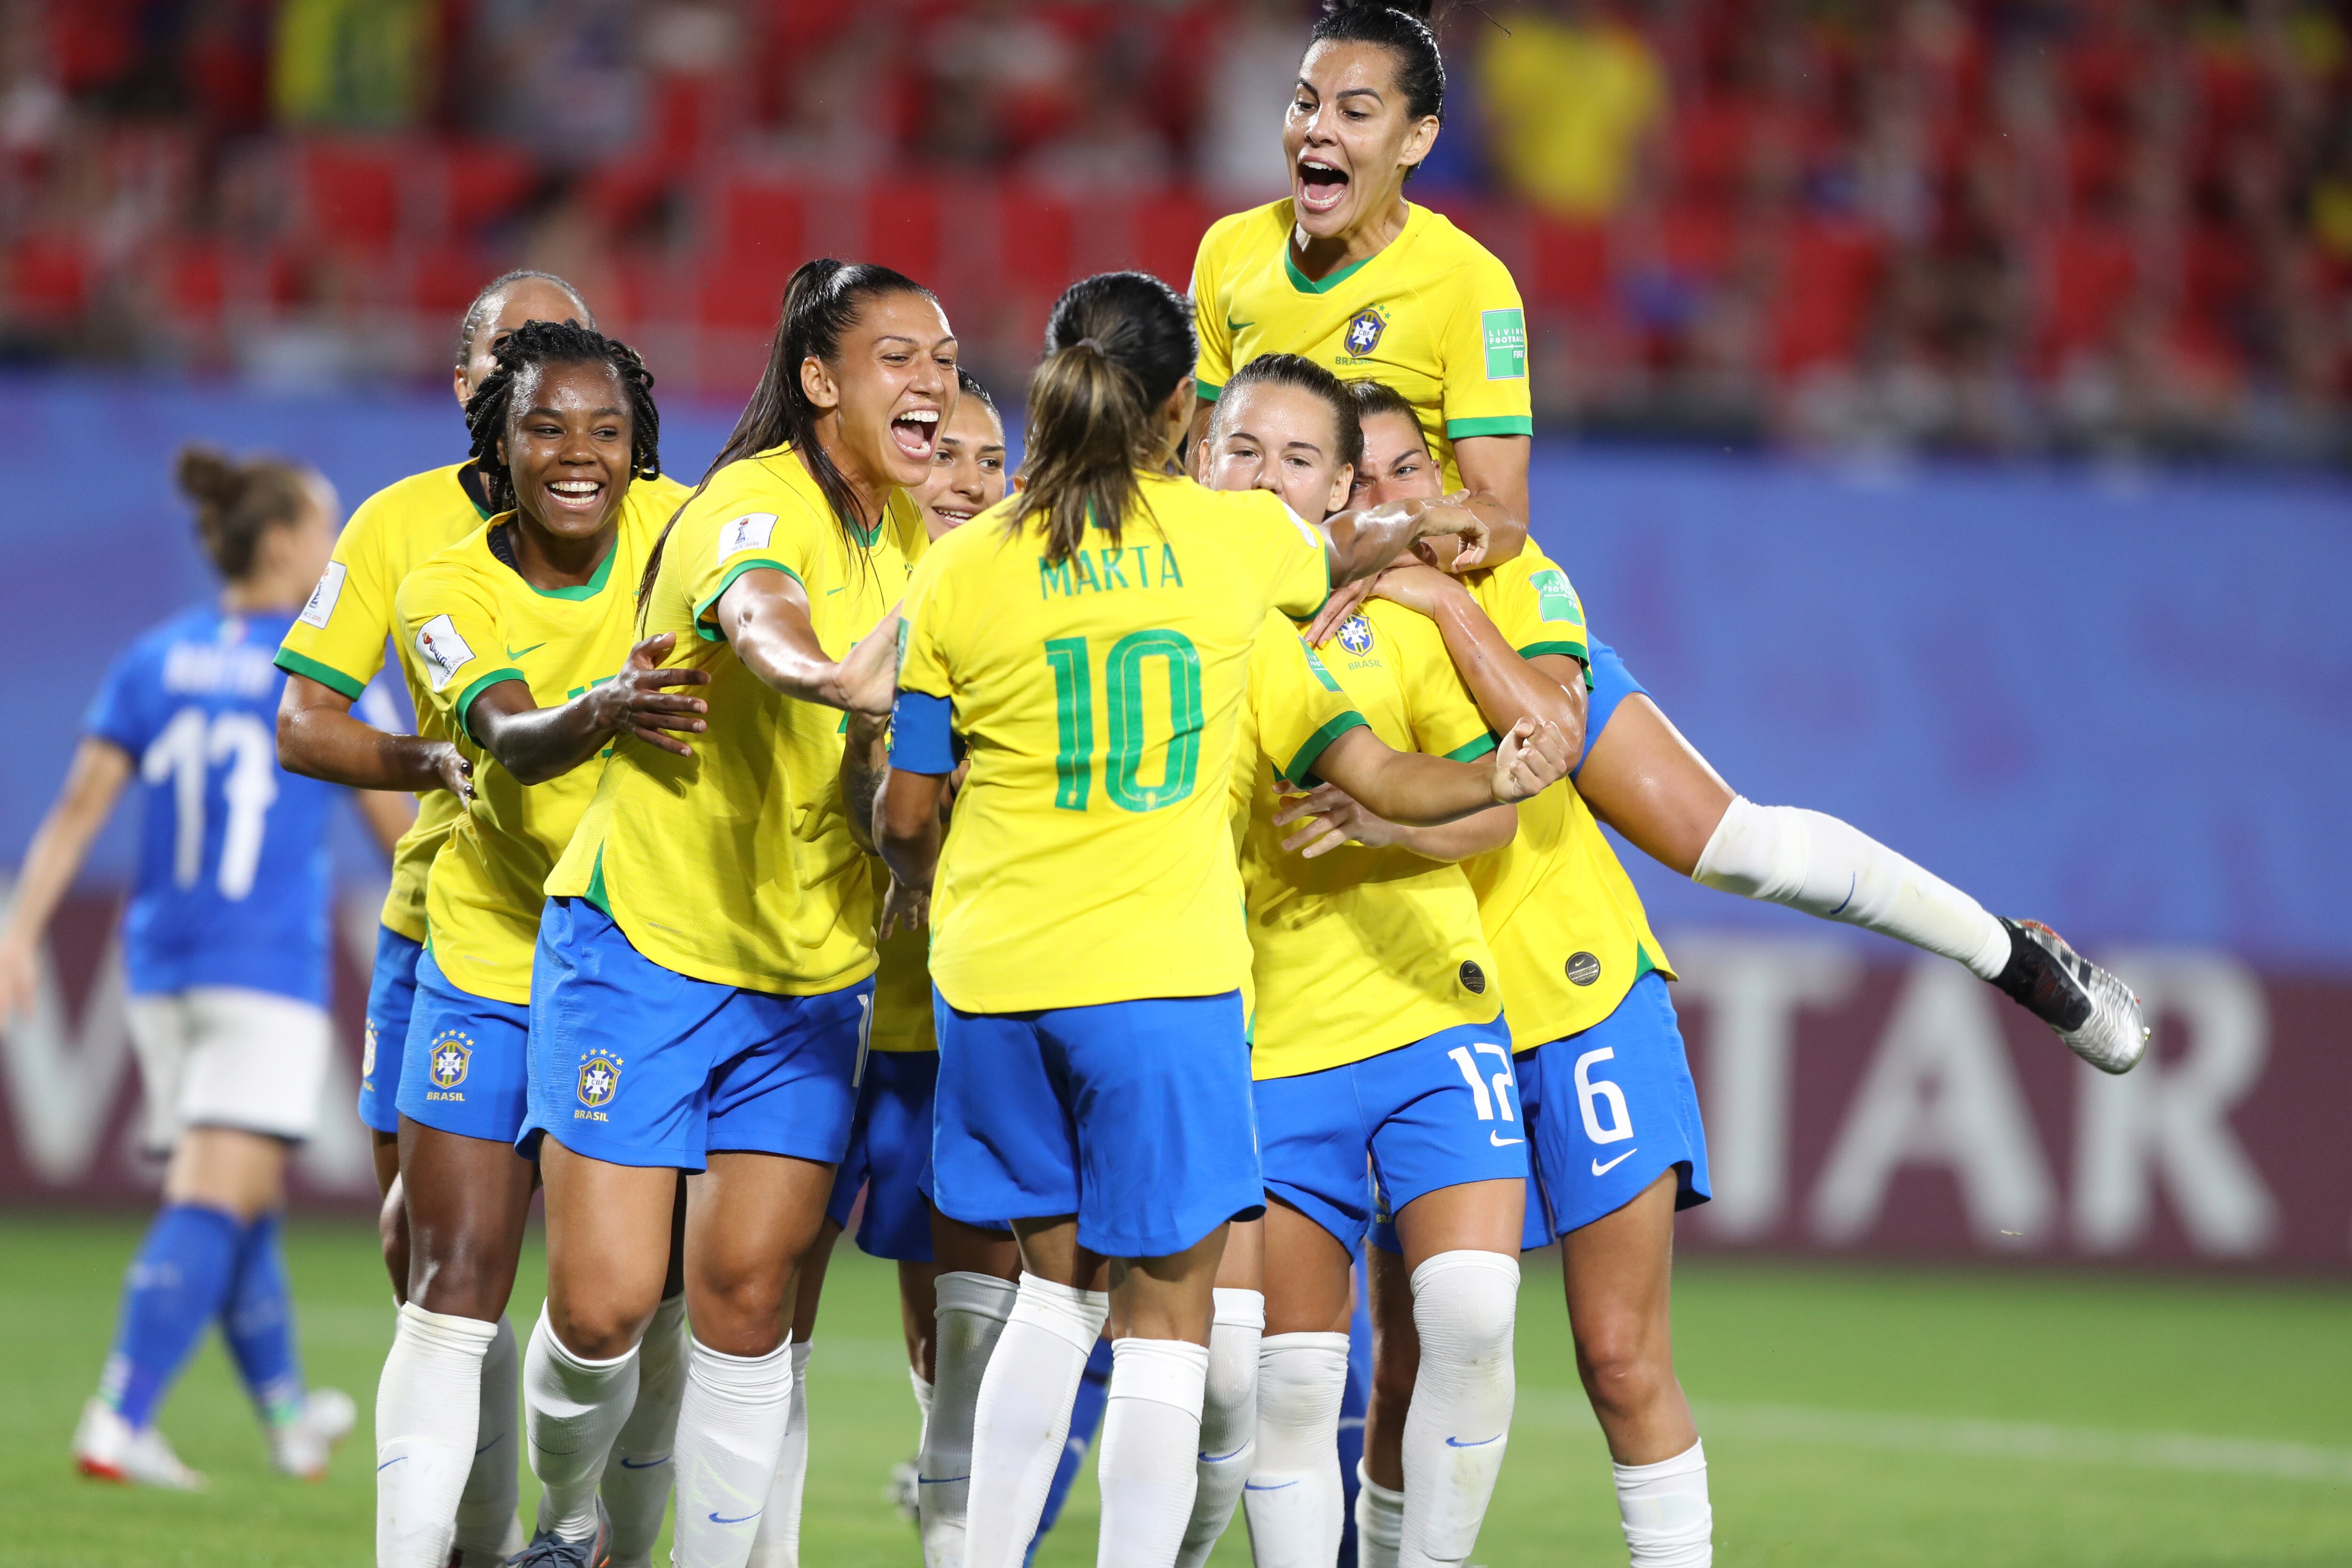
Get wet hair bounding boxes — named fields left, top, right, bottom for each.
left=954, top=366, right=1000, bottom=423
left=1014, top=271, right=1197, bottom=565
left=461, top=318, right=660, bottom=516
left=453, top=269, right=593, bottom=370
left=174, top=445, right=316, bottom=581
left=1309, top=0, right=1447, bottom=180
left=1214, top=353, right=1367, bottom=477
left=1344, top=377, right=1427, bottom=453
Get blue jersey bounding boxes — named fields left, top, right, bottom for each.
left=83, top=605, right=345, bottom=1005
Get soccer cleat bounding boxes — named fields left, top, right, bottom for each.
left=1994, top=918, right=2149, bottom=1074
left=504, top=1499, right=610, bottom=1568
left=72, top=1397, right=207, bottom=1491
left=886, top=1457, right=921, bottom=1524
left=268, top=1386, right=358, bottom=1480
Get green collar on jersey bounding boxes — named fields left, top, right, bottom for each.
left=488, top=516, right=619, bottom=601
left=1282, top=204, right=1414, bottom=295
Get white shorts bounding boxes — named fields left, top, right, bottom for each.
left=125, top=987, right=332, bottom=1153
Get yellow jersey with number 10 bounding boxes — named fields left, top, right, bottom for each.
left=1191, top=199, right=1532, bottom=493
left=547, top=445, right=925, bottom=996
left=273, top=463, right=493, bottom=943
left=393, top=477, right=687, bottom=1004
left=897, top=471, right=1332, bottom=1016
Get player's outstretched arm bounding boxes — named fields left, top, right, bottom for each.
left=277, top=673, right=473, bottom=801
left=877, top=768, right=950, bottom=895
left=0, top=738, right=131, bottom=1020
left=709, top=569, right=901, bottom=718
left=1308, top=716, right=1570, bottom=831
left=1323, top=494, right=1495, bottom=589
left=469, top=632, right=710, bottom=786
left=1367, top=562, right=1587, bottom=756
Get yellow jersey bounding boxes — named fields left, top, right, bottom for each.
left=547, top=446, right=924, bottom=995
left=273, top=462, right=492, bottom=943
left=897, top=470, right=1332, bottom=1015
left=1191, top=199, right=1532, bottom=492
left=393, top=476, right=687, bottom=1004
left=869, top=863, right=934, bottom=1053
left=1456, top=549, right=1672, bottom=1048
left=1240, top=600, right=1504, bottom=1081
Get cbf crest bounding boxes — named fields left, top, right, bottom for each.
left=1342, top=305, right=1388, bottom=358
left=1336, top=613, right=1375, bottom=655
left=428, top=1030, right=473, bottom=1091
left=577, top=1052, right=623, bottom=1109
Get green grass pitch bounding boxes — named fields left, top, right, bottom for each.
left=3, top=1214, right=2349, bottom=1566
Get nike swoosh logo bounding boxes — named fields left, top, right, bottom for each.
left=1490, top=1132, right=1524, bottom=1147
left=617, top=1454, right=668, bottom=1468
left=825, top=586, right=845, bottom=596
left=474, top=1435, right=502, bottom=1456
left=1244, top=1480, right=1296, bottom=1492
left=506, top=642, right=546, bottom=660
left=1591, top=1147, right=1638, bottom=1177
left=708, top=1509, right=763, bottom=1525
left=917, top=1475, right=969, bottom=1485
left=1227, top=320, right=1256, bottom=333
left=376, top=1456, right=405, bottom=1471
left=1199, top=1445, right=1249, bottom=1463
left=1445, top=1434, right=1501, bottom=1449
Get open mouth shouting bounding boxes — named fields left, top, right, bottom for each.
left=1296, top=155, right=1350, bottom=216
left=890, top=407, right=942, bottom=462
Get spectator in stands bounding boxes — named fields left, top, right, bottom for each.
left=1195, top=0, right=1304, bottom=202
left=1477, top=0, right=1665, bottom=219
left=272, top=0, right=432, bottom=131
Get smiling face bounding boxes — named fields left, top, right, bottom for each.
left=498, top=358, right=634, bottom=542
left=456, top=278, right=589, bottom=406
left=802, top=289, right=958, bottom=498
left=1284, top=40, right=1442, bottom=240
left=908, top=394, right=1007, bottom=540
left=1198, top=380, right=1354, bottom=523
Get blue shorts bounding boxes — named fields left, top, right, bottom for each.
left=825, top=1049, right=946, bottom=1262
left=1258, top=1015, right=1529, bottom=1251
left=396, top=944, right=531, bottom=1144
left=358, top=924, right=424, bottom=1134
left=932, top=989, right=1261, bottom=1259
left=1576, top=637, right=1647, bottom=776
left=523, top=896, right=868, bottom=1172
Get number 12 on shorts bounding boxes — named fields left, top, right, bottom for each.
left=1043, top=629, right=1204, bottom=813
left=1448, top=1042, right=1518, bottom=1124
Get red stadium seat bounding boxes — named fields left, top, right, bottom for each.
left=436, top=141, right=539, bottom=237
left=159, top=239, right=224, bottom=326
left=407, top=243, right=500, bottom=319
left=698, top=247, right=797, bottom=333
left=7, top=233, right=90, bottom=323
left=1128, top=187, right=1210, bottom=289
left=2038, top=223, right=2139, bottom=365
left=1770, top=218, right=1884, bottom=373
left=713, top=176, right=807, bottom=264
left=1000, top=185, right=1076, bottom=298
left=295, top=139, right=407, bottom=252
left=1529, top=218, right=1611, bottom=312
left=864, top=182, right=943, bottom=291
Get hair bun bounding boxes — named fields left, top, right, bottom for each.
left=174, top=443, right=238, bottom=506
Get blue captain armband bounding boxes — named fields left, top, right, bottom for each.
left=890, top=690, right=957, bottom=774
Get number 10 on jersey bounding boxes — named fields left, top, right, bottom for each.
left=1043, top=629, right=1204, bottom=814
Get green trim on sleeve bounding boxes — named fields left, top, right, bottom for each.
left=453, top=667, right=526, bottom=745
left=1195, top=380, right=1223, bottom=403
left=1444, top=415, right=1536, bottom=440
left=1284, top=711, right=1369, bottom=788
left=691, top=557, right=800, bottom=642
left=272, top=647, right=366, bottom=701
left=1515, top=639, right=1590, bottom=664
left=1443, top=732, right=1499, bottom=764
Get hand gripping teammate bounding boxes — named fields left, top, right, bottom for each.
left=517, top=260, right=938, bottom=1568
left=373, top=320, right=706, bottom=1568
left=1195, top=0, right=2146, bottom=1075
left=1, top=450, right=365, bottom=1489
left=275, top=272, right=699, bottom=1568
left=874, top=272, right=1529, bottom=1568
left=1193, top=356, right=1564, bottom=1568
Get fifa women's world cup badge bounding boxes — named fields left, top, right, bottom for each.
left=576, top=1052, right=623, bottom=1121
left=426, top=1030, right=473, bottom=1101
left=1341, top=305, right=1388, bottom=360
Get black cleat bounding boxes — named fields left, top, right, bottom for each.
left=1994, top=918, right=2149, bottom=1074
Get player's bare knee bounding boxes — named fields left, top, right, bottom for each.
left=1572, top=1315, right=1671, bottom=1419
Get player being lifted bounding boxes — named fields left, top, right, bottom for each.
left=1, top=448, right=377, bottom=1489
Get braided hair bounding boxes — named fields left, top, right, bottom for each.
left=461, top=318, right=660, bottom=517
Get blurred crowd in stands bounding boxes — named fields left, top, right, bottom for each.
left=3, top=0, right=2349, bottom=464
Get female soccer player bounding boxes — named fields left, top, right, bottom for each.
left=0, top=446, right=366, bottom=1489
left=1192, top=356, right=1543, bottom=1568
left=516, top=258, right=934, bottom=1568
left=1202, top=0, right=2145, bottom=1070
left=875, top=272, right=1549, bottom=1568
left=374, top=319, right=706, bottom=1568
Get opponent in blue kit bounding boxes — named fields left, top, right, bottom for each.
left=0, top=446, right=392, bottom=1490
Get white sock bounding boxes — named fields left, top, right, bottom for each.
left=1354, top=1460, right=1405, bottom=1568
left=1175, top=1289, right=1263, bottom=1568
left=1096, top=1338, right=1211, bottom=1568
left=919, top=1271, right=1016, bottom=1568
left=375, top=1303, right=496, bottom=1568
left=451, top=1314, right=523, bottom=1566
left=965, top=1275, right=1109, bottom=1568
left=911, top=1369, right=935, bottom=1433
left=1615, top=1439, right=1713, bottom=1566
left=1695, top=796, right=2012, bottom=979
left=604, top=1294, right=688, bottom=1568
left=671, top=1333, right=795, bottom=1568
left=1400, top=1252, right=1518, bottom=1568
left=744, top=1339, right=815, bottom=1568
left=523, top=1304, right=640, bottom=1544
left=1240, top=1330, right=1349, bottom=1568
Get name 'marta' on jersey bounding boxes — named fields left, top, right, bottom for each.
left=87, top=606, right=347, bottom=1005
left=545, top=444, right=926, bottom=996
left=273, top=462, right=494, bottom=945
left=1236, top=599, right=1505, bottom=1081
left=1454, top=547, right=1673, bottom=1048
left=394, top=474, right=687, bottom=1005
left=895, top=470, right=1333, bottom=1016
left=1190, top=199, right=1533, bottom=492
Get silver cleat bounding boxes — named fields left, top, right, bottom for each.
left=1996, top=918, right=2150, bottom=1074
